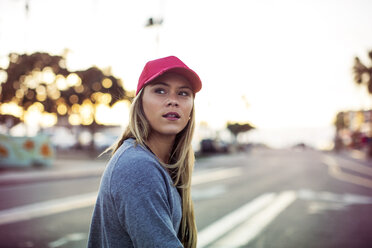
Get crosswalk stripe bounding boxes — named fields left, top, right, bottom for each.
left=197, top=192, right=276, bottom=248
left=212, top=191, right=296, bottom=247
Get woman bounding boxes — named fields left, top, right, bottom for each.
left=88, top=56, right=202, bottom=248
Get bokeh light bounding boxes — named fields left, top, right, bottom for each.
left=66, top=73, right=81, bottom=87
left=0, top=70, right=7, bottom=84
left=69, top=114, right=81, bottom=126
left=56, top=75, right=68, bottom=90
left=102, top=78, right=112, bottom=88
left=41, top=112, right=57, bottom=128
left=95, top=104, right=111, bottom=125
left=0, top=102, right=23, bottom=118
left=0, top=56, right=9, bottom=69
left=57, top=104, right=67, bottom=115
left=42, top=67, right=56, bottom=84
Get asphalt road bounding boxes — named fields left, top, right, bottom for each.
left=0, top=147, right=371, bottom=248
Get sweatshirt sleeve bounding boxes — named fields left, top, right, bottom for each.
left=110, top=155, right=183, bottom=248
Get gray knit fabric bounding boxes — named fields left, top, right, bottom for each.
left=88, top=138, right=183, bottom=248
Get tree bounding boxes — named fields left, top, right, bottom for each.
left=227, top=122, right=255, bottom=142
left=0, top=52, right=132, bottom=150
left=352, top=50, right=372, bottom=157
left=352, top=51, right=372, bottom=94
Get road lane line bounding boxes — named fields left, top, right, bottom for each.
left=192, top=185, right=227, bottom=201
left=197, top=192, right=276, bottom=248
left=192, top=167, right=242, bottom=186
left=330, top=166, right=372, bottom=189
left=350, top=150, right=366, bottom=160
left=323, top=156, right=372, bottom=189
left=0, top=192, right=97, bottom=226
left=0, top=167, right=239, bottom=226
left=48, top=233, right=87, bottom=248
left=297, top=189, right=372, bottom=204
left=213, top=191, right=297, bottom=247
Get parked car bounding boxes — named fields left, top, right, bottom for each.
left=200, top=139, right=229, bottom=154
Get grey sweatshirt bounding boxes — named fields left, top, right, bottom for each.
left=88, top=138, right=183, bottom=248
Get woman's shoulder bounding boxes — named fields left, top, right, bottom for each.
left=109, top=139, right=163, bottom=179
left=115, top=139, right=155, bottom=163
left=106, top=139, right=172, bottom=195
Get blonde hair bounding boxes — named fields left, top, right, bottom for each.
left=109, top=89, right=197, bottom=248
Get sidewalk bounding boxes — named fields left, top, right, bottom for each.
left=333, top=149, right=372, bottom=167
left=0, top=153, right=109, bottom=186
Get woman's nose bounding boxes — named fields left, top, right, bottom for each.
left=167, top=100, right=179, bottom=107
left=167, top=94, right=179, bottom=107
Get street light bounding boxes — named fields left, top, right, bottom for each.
left=145, top=17, right=163, bottom=56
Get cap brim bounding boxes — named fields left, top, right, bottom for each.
left=143, top=67, right=202, bottom=94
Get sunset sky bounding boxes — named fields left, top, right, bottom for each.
left=1, top=0, right=372, bottom=148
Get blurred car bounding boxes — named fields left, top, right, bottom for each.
left=200, top=139, right=229, bottom=154
left=94, top=132, right=118, bottom=150
left=292, top=142, right=309, bottom=151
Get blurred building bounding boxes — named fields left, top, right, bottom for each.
left=334, top=109, right=371, bottom=157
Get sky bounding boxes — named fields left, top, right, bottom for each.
left=1, top=0, right=372, bottom=148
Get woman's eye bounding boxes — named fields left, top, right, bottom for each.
left=179, top=91, right=190, bottom=96
left=154, top=88, right=166, bottom=94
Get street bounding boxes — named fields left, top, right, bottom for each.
left=0, top=147, right=372, bottom=248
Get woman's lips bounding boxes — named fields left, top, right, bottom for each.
left=162, top=112, right=180, bottom=121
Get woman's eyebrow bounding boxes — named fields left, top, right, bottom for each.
left=151, top=82, right=169, bottom=87
left=179, top=86, right=192, bottom=91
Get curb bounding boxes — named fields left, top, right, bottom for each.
left=0, top=167, right=105, bottom=186
left=331, top=150, right=372, bottom=167
left=0, top=162, right=106, bottom=186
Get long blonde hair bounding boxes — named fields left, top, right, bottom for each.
left=109, top=89, right=197, bottom=248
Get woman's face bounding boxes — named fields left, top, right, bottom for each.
left=142, top=72, right=194, bottom=138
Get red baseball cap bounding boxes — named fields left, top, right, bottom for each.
left=136, top=56, right=202, bottom=95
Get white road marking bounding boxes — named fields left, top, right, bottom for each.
left=0, top=168, right=239, bottom=226
left=192, top=185, right=227, bottom=200
left=212, top=191, right=296, bottom=248
left=197, top=192, right=276, bottom=248
left=322, top=155, right=372, bottom=189
left=48, top=232, right=87, bottom=248
left=350, top=150, right=366, bottom=160
left=307, top=201, right=347, bottom=214
left=192, top=167, right=242, bottom=185
left=323, top=155, right=372, bottom=176
left=199, top=188, right=372, bottom=248
left=297, top=188, right=372, bottom=214
left=297, top=189, right=372, bottom=205
left=0, top=192, right=97, bottom=226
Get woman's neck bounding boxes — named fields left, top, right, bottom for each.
left=146, top=133, right=175, bottom=163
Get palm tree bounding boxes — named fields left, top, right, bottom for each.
left=352, top=50, right=372, bottom=157
left=353, top=51, right=372, bottom=93
left=227, top=122, right=255, bottom=143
